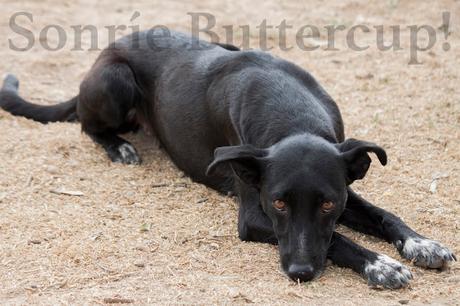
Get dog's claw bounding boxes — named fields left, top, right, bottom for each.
left=364, top=254, right=412, bottom=289
left=398, top=237, right=456, bottom=269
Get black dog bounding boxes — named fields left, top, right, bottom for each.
left=0, top=30, right=455, bottom=288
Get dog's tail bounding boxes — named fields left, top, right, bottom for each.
left=0, top=74, right=78, bottom=123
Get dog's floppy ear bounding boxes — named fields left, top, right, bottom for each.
left=206, top=144, right=268, bottom=186
left=336, top=138, right=387, bottom=184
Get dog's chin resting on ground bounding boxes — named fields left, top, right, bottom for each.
left=0, top=30, right=455, bottom=289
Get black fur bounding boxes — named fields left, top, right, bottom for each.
left=0, top=74, right=78, bottom=123
left=0, top=30, right=455, bottom=287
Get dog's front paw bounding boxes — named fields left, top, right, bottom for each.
left=396, top=237, right=456, bottom=269
left=108, top=143, right=141, bottom=165
left=364, top=254, right=412, bottom=289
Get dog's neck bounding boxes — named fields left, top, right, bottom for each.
left=235, top=113, right=339, bottom=149
left=269, top=133, right=338, bottom=154
left=230, top=79, right=338, bottom=148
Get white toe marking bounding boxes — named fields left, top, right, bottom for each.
left=118, top=143, right=136, bottom=159
left=116, top=143, right=140, bottom=164
left=404, top=238, right=448, bottom=256
left=402, top=237, right=454, bottom=268
left=364, top=254, right=412, bottom=288
left=365, top=254, right=411, bottom=278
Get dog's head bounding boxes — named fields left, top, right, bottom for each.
left=207, top=134, right=387, bottom=282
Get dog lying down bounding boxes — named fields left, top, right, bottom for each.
left=0, top=30, right=455, bottom=288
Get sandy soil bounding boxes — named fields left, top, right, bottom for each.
left=0, top=0, right=459, bottom=304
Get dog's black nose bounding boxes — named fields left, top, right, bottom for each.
left=287, top=264, right=316, bottom=282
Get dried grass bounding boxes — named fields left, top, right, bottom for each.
left=0, top=0, right=459, bottom=304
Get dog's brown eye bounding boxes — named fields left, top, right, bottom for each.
left=321, top=201, right=335, bottom=213
left=273, top=200, right=287, bottom=211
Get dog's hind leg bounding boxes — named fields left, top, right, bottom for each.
left=78, top=60, right=142, bottom=164
left=235, top=182, right=277, bottom=244
left=339, top=188, right=456, bottom=269
left=328, top=232, right=412, bottom=289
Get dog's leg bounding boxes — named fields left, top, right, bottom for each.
left=328, top=232, right=412, bottom=289
left=339, top=188, right=456, bottom=268
left=235, top=182, right=277, bottom=244
left=78, top=61, right=142, bottom=164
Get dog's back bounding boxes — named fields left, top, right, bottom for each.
left=0, top=30, right=344, bottom=191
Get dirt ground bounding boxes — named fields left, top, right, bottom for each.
left=0, top=0, right=459, bottom=304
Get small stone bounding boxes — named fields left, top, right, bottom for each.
left=134, top=262, right=145, bottom=268
left=135, top=246, right=146, bottom=252
left=356, top=72, right=374, bottom=80
left=90, top=232, right=103, bottom=241
left=103, top=297, right=134, bottom=304
left=399, top=300, right=409, bottom=305
left=447, top=275, right=460, bottom=283
left=140, top=223, right=151, bottom=232
left=45, top=165, right=59, bottom=175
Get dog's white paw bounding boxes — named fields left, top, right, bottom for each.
left=111, top=143, right=141, bottom=165
left=364, top=254, right=412, bottom=289
left=397, top=237, right=456, bottom=269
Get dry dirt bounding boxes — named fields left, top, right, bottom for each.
left=0, top=0, right=459, bottom=304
